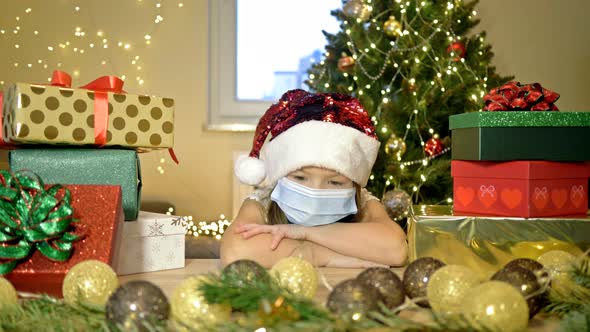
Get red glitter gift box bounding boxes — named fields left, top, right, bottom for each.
left=4, top=185, right=124, bottom=297
left=452, top=161, right=590, bottom=217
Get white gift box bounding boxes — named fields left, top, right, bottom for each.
left=116, top=211, right=186, bottom=275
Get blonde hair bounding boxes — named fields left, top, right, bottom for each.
left=267, top=183, right=362, bottom=225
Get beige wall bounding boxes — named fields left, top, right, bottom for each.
left=476, top=0, right=590, bottom=110
left=0, top=0, right=588, bottom=220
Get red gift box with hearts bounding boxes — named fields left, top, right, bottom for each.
left=452, top=161, right=590, bottom=217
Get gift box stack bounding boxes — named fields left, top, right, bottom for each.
left=1, top=71, right=185, bottom=296
left=409, top=81, right=590, bottom=276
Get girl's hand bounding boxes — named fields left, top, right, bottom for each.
left=235, top=224, right=307, bottom=250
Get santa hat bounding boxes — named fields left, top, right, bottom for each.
left=235, top=89, right=381, bottom=187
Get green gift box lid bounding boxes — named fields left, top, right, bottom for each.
left=450, top=111, right=590, bottom=161
left=449, top=111, right=590, bottom=129
left=9, top=149, right=141, bottom=220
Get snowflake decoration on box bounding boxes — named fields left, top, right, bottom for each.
left=148, top=221, right=165, bottom=237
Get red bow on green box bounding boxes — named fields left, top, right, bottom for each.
left=0, top=170, right=81, bottom=275
left=483, top=81, right=560, bottom=112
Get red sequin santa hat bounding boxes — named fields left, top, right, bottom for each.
left=235, top=89, right=381, bottom=187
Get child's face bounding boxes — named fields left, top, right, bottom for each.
left=286, top=167, right=353, bottom=190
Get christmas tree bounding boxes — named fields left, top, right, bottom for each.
left=307, top=0, right=512, bottom=220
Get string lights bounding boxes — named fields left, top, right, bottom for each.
left=168, top=208, right=232, bottom=241
left=0, top=1, right=190, bottom=179
left=0, top=2, right=235, bottom=233
left=308, top=0, right=503, bottom=206
left=0, top=1, right=185, bottom=88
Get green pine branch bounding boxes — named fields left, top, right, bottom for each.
left=543, top=255, right=590, bottom=330
left=0, top=297, right=108, bottom=332
left=0, top=296, right=167, bottom=332
left=307, top=0, right=514, bottom=203
left=198, top=272, right=331, bottom=322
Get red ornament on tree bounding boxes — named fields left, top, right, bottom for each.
left=424, top=138, right=445, bottom=156
left=446, top=42, right=466, bottom=62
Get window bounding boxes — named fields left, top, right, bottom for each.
left=208, top=0, right=340, bottom=130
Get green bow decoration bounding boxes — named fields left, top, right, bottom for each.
left=0, top=170, right=81, bottom=275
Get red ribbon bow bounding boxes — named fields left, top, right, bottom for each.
left=483, top=81, right=560, bottom=112
left=44, top=70, right=125, bottom=146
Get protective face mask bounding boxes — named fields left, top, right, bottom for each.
left=270, top=177, right=358, bottom=227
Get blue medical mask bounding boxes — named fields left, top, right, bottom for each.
left=270, top=177, right=358, bottom=227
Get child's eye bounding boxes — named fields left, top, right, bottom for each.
left=292, top=175, right=306, bottom=181
left=329, top=180, right=343, bottom=186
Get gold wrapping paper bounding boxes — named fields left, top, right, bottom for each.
left=408, top=205, right=590, bottom=278
left=2, top=82, right=174, bottom=149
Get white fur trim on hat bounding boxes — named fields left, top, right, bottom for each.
left=235, top=154, right=266, bottom=186
left=260, top=120, right=380, bottom=186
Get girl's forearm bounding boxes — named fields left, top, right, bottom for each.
left=221, top=228, right=392, bottom=268
left=305, top=222, right=407, bottom=266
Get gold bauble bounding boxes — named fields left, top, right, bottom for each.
left=426, top=265, right=481, bottom=314
left=461, top=281, right=529, bottom=332
left=537, top=250, right=576, bottom=275
left=171, top=275, right=232, bottom=329
left=384, top=134, right=406, bottom=157
left=383, top=16, right=402, bottom=37
left=343, top=0, right=371, bottom=22
left=270, top=257, right=318, bottom=298
left=0, top=277, right=17, bottom=307
left=62, top=260, right=119, bottom=307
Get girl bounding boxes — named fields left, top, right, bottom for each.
left=220, top=89, right=407, bottom=268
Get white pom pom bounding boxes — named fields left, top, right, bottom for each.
left=235, top=155, right=266, bottom=185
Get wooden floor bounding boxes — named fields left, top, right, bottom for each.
left=120, top=259, right=561, bottom=331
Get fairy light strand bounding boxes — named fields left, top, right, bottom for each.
left=310, top=0, right=488, bottom=202
left=0, top=2, right=185, bottom=87
left=173, top=214, right=232, bottom=241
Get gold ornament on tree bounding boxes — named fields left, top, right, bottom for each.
left=171, top=275, right=232, bottom=329
left=270, top=256, right=318, bottom=298
left=426, top=265, right=481, bottom=314
left=384, top=134, right=406, bottom=157
left=383, top=16, right=402, bottom=37
left=0, top=277, right=17, bottom=308
left=343, top=0, right=371, bottom=22
left=461, top=281, right=529, bottom=332
left=62, top=260, right=119, bottom=307
left=337, top=54, right=356, bottom=73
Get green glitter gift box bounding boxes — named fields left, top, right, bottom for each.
left=449, top=111, right=590, bottom=161
left=9, top=149, right=141, bottom=220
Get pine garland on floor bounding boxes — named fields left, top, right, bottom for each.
left=0, top=297, right=108, bottom=332
left=1, top=255, right=589, bottom=331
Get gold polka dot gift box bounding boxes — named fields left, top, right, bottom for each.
left=1, top=72, right=174, bottom=149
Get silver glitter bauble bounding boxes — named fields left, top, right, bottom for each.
left=382, top=189, right=412, bottom=219
left=105, top=281, right=170, bottom=332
